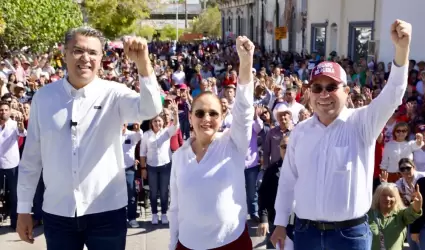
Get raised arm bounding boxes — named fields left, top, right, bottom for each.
left=355, top=20, right=411, bottom=145
left=117, top=37, right=163, bottom=123
left=168, top=153, right=179, bottom=250
left=229, top=36, right=255, bottom=154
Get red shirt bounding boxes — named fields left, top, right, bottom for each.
left=170, top=129, right=183, bottom=152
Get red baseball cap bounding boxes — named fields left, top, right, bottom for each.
left=309, top=61, right=347, bottom=85
left=178, top=83, right=188, bottom=90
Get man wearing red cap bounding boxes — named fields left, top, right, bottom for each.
left=271, top=20, right=415, bottom=249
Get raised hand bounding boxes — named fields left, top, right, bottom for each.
left=391, top=20, right=412, bottom=49
left=412, top=184, right=423, bottom=213
left=416, top=133, right=424, bottom=146
left=379, top=171, right=388, bottom=183
left=123, top=36, right=151, bottom=76
left=236, top=36, right=255, bottom=85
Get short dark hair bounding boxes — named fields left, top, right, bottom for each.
left=0, top=100, right=10, bottom=108
left=64, top=26, right=105, bottom=49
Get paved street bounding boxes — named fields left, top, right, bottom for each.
left=0, top=208, right=268, bottom=250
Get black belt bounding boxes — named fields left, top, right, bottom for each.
left=298, top=215, right=367, bottom=231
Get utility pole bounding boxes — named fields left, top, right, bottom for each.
left=176, top=0, right=179, bottom=40
left=185, top=0, right=188, bottom=28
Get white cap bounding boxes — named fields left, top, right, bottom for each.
left=273, top=103, right=292, bottom=120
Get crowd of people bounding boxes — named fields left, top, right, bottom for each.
left=0, top=19, right=423, bottom=250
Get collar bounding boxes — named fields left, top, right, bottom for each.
left=63, top=76, right=101, bottom=98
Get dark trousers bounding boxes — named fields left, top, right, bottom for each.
left=43, top=207, right=127, bottom=250
left=32, top=175, right=45, bottom=221
left=176, top=224, right=252, bottom=250
left=125, top=167, right=137, bottom=220
left=147, top=163, right=171, bottom=214
left=0, top=167, right=18, bottom=228
left=244, top=166, right=259, bottom=216
left=179, top=117, right=190, bottom=140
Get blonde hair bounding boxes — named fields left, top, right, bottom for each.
left=371, top=183, right=405, bottom=212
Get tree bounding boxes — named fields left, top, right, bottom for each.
left=159, top=24, right=185, bottom=41
left=134, top=26, right=156, bottom=40
left=190, top=6, right=221, bottom=38
left=0, top=0, right=83, bottom=52
left=82, top=0, right=157, bottom=39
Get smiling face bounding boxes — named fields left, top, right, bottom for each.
left=190, top=93, right=222, bottom=141
left=309, top=75, right=349, bottom=125
left=379, top=188, right=396, bottom=211
left=64, top=33, right=103, bottom=86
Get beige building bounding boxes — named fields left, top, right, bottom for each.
left=219, top=0, right=425, bottom=62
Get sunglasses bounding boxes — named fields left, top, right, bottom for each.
left=399, top=166, right=412, bottom=173
left=311, top=83, right=342, bottom=94
left=395, top=129, right=408, bottom=133
left=280, top=144, right=287, bottom=149
left=194, top=109, right=220, bottom=119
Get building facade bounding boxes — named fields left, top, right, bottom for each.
left=219, top=0, right=425, bottom=62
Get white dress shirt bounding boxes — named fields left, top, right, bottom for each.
left=122, top=129, right=143, bottom=168
left=274, top=63, right=408, bottom=226
left=283, top=101, right=305, bottom=124
left=380, top=140, right=422, bottom=173
left=0, top=119, right=27, bottom=169
left=168, top=83, right=254, bottom=250
left=414, top=149, right=425, bottom=172
left=140, top=125, right=178, bottom=167
left=17, top=74, right=162, bottom=217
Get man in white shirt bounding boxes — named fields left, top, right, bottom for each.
left=282, top=86, right=305, bottom=124
left=172, top=64, right=186, bottom=85
left=0, top=101, right=26, bottom=230
left=271, top=20, right=412, bottom=250
left=16, top=27, right=162, bottom=249
left=122, top=124, right=142, bottom=228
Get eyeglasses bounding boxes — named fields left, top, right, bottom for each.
left=194, top=109, right=220, bottom=119
left=280, top=144, right=287, bottom=149
left=71, top=48, right=101, bottom=59
left=310, top=83, right=342, bottom=94
left=395, top=129, right=408, bottom=133
left=399, top=166, right=412, bottom=173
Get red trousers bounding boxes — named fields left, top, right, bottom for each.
left=175, top=224, right=252, bottom=250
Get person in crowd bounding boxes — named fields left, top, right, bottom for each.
left=16, top=27, right=162, bottom=249
left=263, top=103, right=293, bottom=169
left=271, top=20, right=413, bottom=249
left=121, top=123, right=143, bottom=228
left=219, top=97, right=233, bottom=132
left=282, top=86, right=305, bottom=124
left=176, top=84, right=191, bottom=140
left=222, top=84, right=236, bottom=109
left=297, top=108, right=311, bottom=123
left=168, top=36, right=255, bottom=250
left=380, top=122, right=423, bottom=182
left=0, top=101, right=26, bottom=230
left=140, top=101, right=179, bottom=225
left=369, top=171, right=422, bottom=250
left=244, top=105, right=264, bottom=222
left=257, top=135, right=294, bottom=250
left=413, top=124, right=425, bottom=172
left=163, top=107, right=183, bottom=153
left=392, top=158, right=425, bottom=249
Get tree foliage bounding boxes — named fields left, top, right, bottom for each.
left=190, top=6, right=221, bottom=38
left=0, top=0, right=83, bottom=52
left=160, top=25, right=185, bottom=41
left=83, top=0, right=157, bottom=39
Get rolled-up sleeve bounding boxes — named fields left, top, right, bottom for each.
left=229, top=82, right=254, bottom=154
left=117, top=74, right=163, bottom=123
left=354, top=63, right=408, bottom=145
left=274, top=128, right=299, bottom=227
left=17, top=96, right=43, bottom=213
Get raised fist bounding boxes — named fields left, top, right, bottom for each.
left=391, top=20, right=412, bottom=49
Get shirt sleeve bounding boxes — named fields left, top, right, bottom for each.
left=140, top=132, right=149, bottom=157
left=229, top=82, right=254, bottom=154
left=17, top=96, right=43, bottom=213
left=15, top=126, right=27, bottom=137
left=353, top=63, right=408, bottom=145
left=168, top=153, right=179, bottom=250
left=116, top=74, right=163, bottom=124
left=274, top=128, right=299, bottom=227
left=380, top=144, right=390, bottom=171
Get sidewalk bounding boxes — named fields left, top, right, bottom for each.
left=0, top=209, right=268, bottom=250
